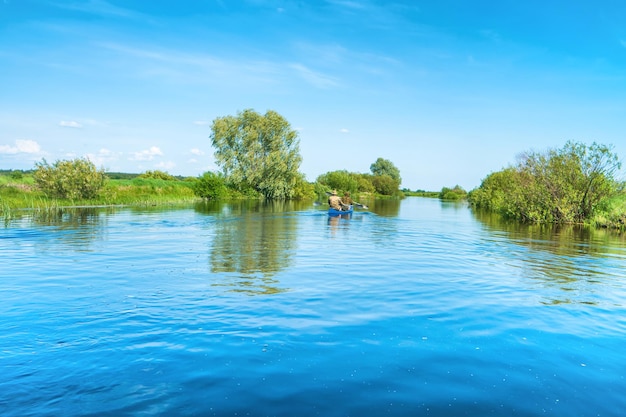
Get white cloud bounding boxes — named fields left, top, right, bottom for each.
left=155, top=161, right=176, bottom=170
left=340, top=128, right=350, bottom=134
left=190, top=148, right=204, bottom=156
left=0, top=139, right=41, bottom=154
left=86, top=148, right=120, bottom=167
left=130, top=146, right=163, bottom=161
left=59, top=120, right=83, bottom=128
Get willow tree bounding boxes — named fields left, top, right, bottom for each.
left=210, top=109, right=303, bottom=199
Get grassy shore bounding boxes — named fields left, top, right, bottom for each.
left=3, top=171, right=626, bottom=231
left=0, top=173, right=198, bottom=219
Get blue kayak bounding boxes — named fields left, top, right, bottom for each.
left=328, top=205, right=353, bottom=216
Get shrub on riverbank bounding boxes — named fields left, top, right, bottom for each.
left=33, top=158, right=108, bottom=200
left=468, top=141, right=622, bottom=225
left=439, top=185, right=467, bottom=200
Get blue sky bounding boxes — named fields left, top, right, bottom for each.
left=1, top=0, right=625, bottom=191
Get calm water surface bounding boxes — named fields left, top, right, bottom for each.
left=1, top=198, right=625, bottom=416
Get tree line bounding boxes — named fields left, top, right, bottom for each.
left=19, top=108, right=625, bottom=228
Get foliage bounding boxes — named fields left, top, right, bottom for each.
left=371, top=174, right=400, bottom=196
left=193, top=171, right=228, bottom=200
left=290, top=173, right=316, bottom=200
left=315, top=158, right=402, bottom=197
left=139, top=170, right=178, bottom=181
left=468, top=141, right=622, bottom=223
left=403, top=189, right=440, bottom=197
left=210, top=109, right=303, bottom=199
left=33, top=158, right=108, bottom=200
left=369, top=157, right=401, bottom=195
left=315, top=170, right=360, bottom=194
left=370, top=157, right=401, bottom=183
left=439, top=185, right=467, bottom=200
left=356, top=173, right=376, bottom=193
left=106, top=172, right=140, bottom=180
left=589, top=193, right=626, bottom=229
left=10, top=170, right=24, bottom=180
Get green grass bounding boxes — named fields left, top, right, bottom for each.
left=0, top=174, right=199, bottom=220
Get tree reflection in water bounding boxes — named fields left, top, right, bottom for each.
left=23, top=207, right=109, bottom=252
left=195, top=200, right=303, bottom=295
left=472, top=209, right=626, bottom=306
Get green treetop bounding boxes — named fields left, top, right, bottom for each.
left=210, top=109, right=303, bottom=199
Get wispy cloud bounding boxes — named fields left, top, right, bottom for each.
left=98, top=42, right=340, bottom=90
left=289, top=63, right=339, bottom=88
left=0, top=139, right=41, bottom=154
left=340, top=128, right=350, bottom=134
left=59, top=120, right=83, bottom=128
left=190, top=148, right=204, bottom=156
left=130, top=146, right=163, bottom=161
left=193, top=120, right=210, bottom=126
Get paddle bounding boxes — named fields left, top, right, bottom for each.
left=325, top=191, right=369, bottom=210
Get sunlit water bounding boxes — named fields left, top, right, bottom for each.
left=2, top=198, right=625, bottom=416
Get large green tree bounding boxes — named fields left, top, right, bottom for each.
left=210, top=109, right=303, bottom=199
left=370, top=157, right=401, bottom=183
left=370, top=157, right=401, bottom=195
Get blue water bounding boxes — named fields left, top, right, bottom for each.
left=1, top=198, right=625, bottom=416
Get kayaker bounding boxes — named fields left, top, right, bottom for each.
left=328, top=190, right=343, bottom=210
left=341, top=191, right=354, bottom=208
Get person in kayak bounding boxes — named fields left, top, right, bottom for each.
left=328, top=190, right=343, bottom=210
left=341, top=191, right=354, bottom=208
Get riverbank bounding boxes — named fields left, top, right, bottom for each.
left=3, top=172, right=626, bottom=231
left=0, top=174, right=198, bottom=218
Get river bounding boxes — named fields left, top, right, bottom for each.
left=1, top=197, right=625, bottom=416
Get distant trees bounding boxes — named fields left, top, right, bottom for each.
left=370, top=157, right=401, bottom=182
left=370, top=157, right=401, bottom=195
left=315, top=158, right=402, bottom=197
left=468, top=141, right=622, bottom=223
left=33, top=157, right=107, bottom=200
left=210, top=109, right=303, bottom=200
left=139, top=170, right=178, bottom=181
left=440, top=185, right=467, bottom=200
left=315, top=170, right=360, bottom=194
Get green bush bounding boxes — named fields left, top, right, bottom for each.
left=315, top=170, right=360, bottom=194
left=193, top=171, right=228, bottom=200
left=371, top=174, right=400, bottom=196
left=291, top=173, right=316, bottom=200
left=10, top=170, right=24, bottom=180
left=139, top=170, right=178, bottom=181
left=468, top=141, right=622, bottom=223
left=33, top=158, right=108, bottom=200
left=439, top=185, right=467, bottom=200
